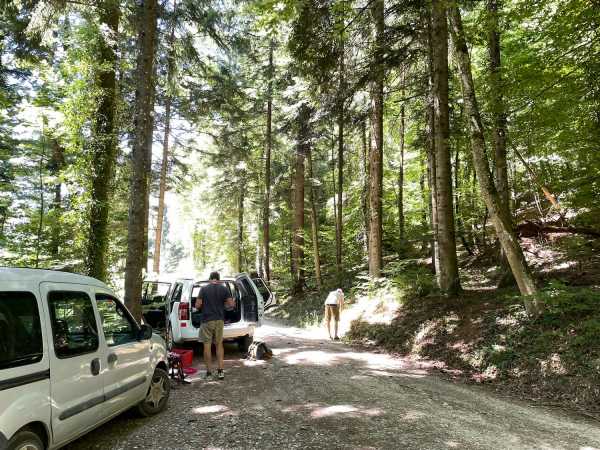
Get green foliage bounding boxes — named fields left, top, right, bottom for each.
left=539, top=281, right=600, bottom=318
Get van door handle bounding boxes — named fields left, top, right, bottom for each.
left=107, top=353, right=118, bottom=365
left=90, top=358, right=100, bottom=376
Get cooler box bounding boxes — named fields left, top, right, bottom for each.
left=170, top=348, right=193, bottom=368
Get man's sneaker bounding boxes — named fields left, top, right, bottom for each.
left=216, top=369, right=225, bottom=380
left=203, top=371, right=213, bottom=380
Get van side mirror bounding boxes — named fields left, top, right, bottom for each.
left=138, top=324, right=153, bottom=340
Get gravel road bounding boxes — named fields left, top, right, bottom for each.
left=64, top=320, right=600, bottom=450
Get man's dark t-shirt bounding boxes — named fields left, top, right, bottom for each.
left=199, top=283, right=230, bottom=323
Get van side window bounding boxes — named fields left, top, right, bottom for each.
left=48, top=291, right=99, bottom=358
left=96, top=294, right=138, bottom=347
left=0, top=291, right=43, bottom=369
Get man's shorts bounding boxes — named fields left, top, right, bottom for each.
left=199, top=320, right=224, bottom=344
left=325, top=304, right=340, bottom=322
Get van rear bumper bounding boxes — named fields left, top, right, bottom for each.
left=177, top=321, right=255, bottom=342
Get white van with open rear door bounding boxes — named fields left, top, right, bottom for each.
left=0, top=268, right=170, bottom=450
left=165, top=273, right=275, bottom=352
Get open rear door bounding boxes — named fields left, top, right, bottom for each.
left=252, top=277, right=275, bottom=310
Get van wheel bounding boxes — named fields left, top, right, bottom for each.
left=7, top=430, right=44, bottom=450
left=137, top=367, right=171, bottom=417
left=238, top=335, right=253, bottom=353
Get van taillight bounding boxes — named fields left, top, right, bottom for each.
left=179, top=302, right=189, bottom=321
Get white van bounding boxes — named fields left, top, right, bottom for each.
left=0, top=268, right=170, bottom=450
left=166, top=273, right=275, bottom=351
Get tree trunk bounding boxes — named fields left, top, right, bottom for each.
left=361, top=118, right=370, bottom=256
left=368, top=0, right=384, bottom=278
left=307, top=147, right=323, bottom=290
left=86, top=0, right=120, bottom=281
left=431, top=0, right=460, bottom=294
left=448, top=4, right=542, bottom=315
left=426, top=11, right=439, bottom=275
left=124, top=0, right=158, bottom=321
left=49, top=139, right=64, bottom=260
left=336, top=37, right=344, bottom=278
left=292, top=105, right=310, bottom=294
left=36, top=122, right=46, bottom=269
left=488, top=0, right=509, bottom=211
left=263, top=40, right=274, bottom=282
left=289, top=170, right=296, bottom=281
left=397, top=101, right=405, bottom=245
left=152, top=16, right=176, bottom=275
left=487, top=0, right=515, bottom=286
left=419, top=150, right=429, bottom=251
left=237, top=176, right=245, bottom=273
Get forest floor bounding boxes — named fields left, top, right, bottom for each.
left=272, top=232, right=600, bottom=416
left=64, top=320, right=600, bottom=450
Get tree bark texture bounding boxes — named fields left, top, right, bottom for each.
left=487, top=0, right=516, bottom=286
left=488, top=0, right=510, bottom=212
left=49, top=139, right=64, bottom=260
left=307, top=147, right=323, bottom=290
left=361, top=118, right=370, bottom=256
left=336, top=36, right=344, bottom=278
left=448, top=4, right=542, bottom=314
left=431, top=0, right=460, bottom=294
left=397, top=102, right=405, bottom=244
left=426, top=11, right=439, bottom=275
left=368, top=0, right=384, bottom=278
left=263, top=40, right=274, bottom=282
left=124, top=0, right=158, bottom=321
left=86, top=0, right=120, bottom=282
left=36, top=126, right=45, bottom=269
left=152, top=16, right=176, bottom=275
left=292, top=104, right=310, bottom=294
left=237, top=176, right=245, bottom=273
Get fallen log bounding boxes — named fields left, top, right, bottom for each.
left=517, top=221, right=600, bottom=238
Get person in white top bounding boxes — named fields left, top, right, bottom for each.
left=324, top=288, right=344, bottom=340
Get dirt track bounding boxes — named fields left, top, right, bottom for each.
left=64, top=320, right=600, bottom=450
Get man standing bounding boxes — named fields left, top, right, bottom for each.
left=324, top=288, right=344, bottom=340
left=195, top=271, right=234, bottom=380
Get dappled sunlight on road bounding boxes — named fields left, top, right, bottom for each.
left=310, top=404, right=383, bottom=418
left=193, top=404, right=229, bottom=415
left=281, top=402, right=383, bottom=419
left=279, top=346, right=426, bottom=376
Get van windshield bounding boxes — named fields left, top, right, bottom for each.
left=0, top=291, right=43, bottom=370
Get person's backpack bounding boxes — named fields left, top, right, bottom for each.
left=246, top=341, right=273, bottom=360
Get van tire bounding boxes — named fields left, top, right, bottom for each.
left=7, top=430, right=44, bottom=450
left=238, top=334, right=253, bottom=353
left=137, top=367, right=171, bottom=417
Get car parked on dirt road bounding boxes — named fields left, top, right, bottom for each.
left=0, top=268, right=170, bottom=450
left=166, top=273, right=275, bottom=352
